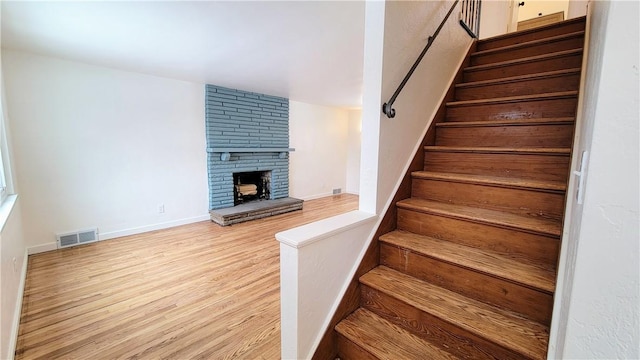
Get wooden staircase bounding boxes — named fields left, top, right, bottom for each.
left=334, top=17, right=586, bottom=360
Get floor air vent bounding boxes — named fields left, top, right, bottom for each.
left=57, top=228, right=99, bottom=249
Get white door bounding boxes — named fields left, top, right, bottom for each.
left=507, top=0, right=521, bottom=33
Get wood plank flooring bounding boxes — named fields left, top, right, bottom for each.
left=15, top=194, right=359, bottom=360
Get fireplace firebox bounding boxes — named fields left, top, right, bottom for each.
left=233, top=171, right=271, bottom=205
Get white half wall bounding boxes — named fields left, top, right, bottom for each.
left=278, top=210, right=376, bottom=360
left=2, top=50, right=210, bottom=249
left=289, top=101, right=354, bottom=200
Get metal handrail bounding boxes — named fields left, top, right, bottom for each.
left=382, top=0, right=479, bottom=119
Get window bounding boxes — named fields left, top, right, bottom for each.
left=0, top=89, right=11, bottom=204
left=0, top=146, right=6, bottom=202
left=0, top=65, right=16, bottom=231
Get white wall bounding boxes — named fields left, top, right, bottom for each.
left=567, top=0, right=588, bottom=19
left=2, top=50, right=361, bottom=250
left=0, top=199, right=26, bottom=360
left=289, top=101, right=351, bottom=200
left=0, top=14, right=28, bottom=356
left=372, top=0, right=473, bottom=213
left=479, top=0, right=511, bottom=39
left=345, top=109, right=361, bottom=195
left=357, top=0, right=385, bottom=214
left=554, top=1, right=640, bottom=358
left=0, top=12, right=27, bottom=359
left=2, top=50, right=210, bottom=250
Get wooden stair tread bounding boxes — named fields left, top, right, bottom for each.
left=456, top=68, right=581, bottom=89
left=472, top=31, right=585, bottom=57
left=336, top=308, right=459, bottom=360
left=360, top=266, right=550, bottom=359
left=478, top=16, right=586, bottom=46
left=396, top=198, right=562, bottom=237
left=380, top=230, right=556, bottom=293
left=447, top=91, right=578, bottom=107
left=412, top=171, right=566, bottom=192
left=436, top=117, right=574, bottom=128
left=464, top=48, right=583, bottom=72
left=424, top=146, right=571, bottom=155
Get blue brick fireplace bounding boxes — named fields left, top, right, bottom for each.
left=205, top=84, right=302, bottom=225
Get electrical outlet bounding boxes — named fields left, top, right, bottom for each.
left=158, top=204, right=165, bottom=214
left=12, top=257, right=17, bottom=273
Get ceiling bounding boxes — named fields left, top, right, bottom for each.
left=1, top=1, right=365, bottom=108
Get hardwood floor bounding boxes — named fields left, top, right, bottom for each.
left=15, top=194, right=359, bottom=359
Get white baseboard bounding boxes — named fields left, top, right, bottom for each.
left=27, top=242, right=57, bottom=255
left=7, top=248, right=28, bottom=360
left=98, top=214, right=211, bottom=241
left=298, top=192, right=358, bottom=201
left=27, top=214, right=212, bottom=255
left=300, top=192, right=333, bottom=201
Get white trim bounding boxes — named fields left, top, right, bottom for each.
left=295, top=191, right=358, bottom=202
left=276, top=210, right=376, bottom=249
left=26, top=214, right=211, bottom=255
left=97, top=214, right=211, bottom=241
left=27, top=242, right=58, bottom=255
left=296, top=192, right=334, bottom=201
left=8, top=248, right=28, bottom=360
left=0, top=194, right=17, bottom=232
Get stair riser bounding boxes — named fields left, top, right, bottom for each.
left=455, top=73, right=580, bottom=100
left=435, top=123, right=574, bottom=148
left=397, top=208, right=560, bottom=267
left=464, top=53, right=582, bottom=82
left=447, top=97, right=578, bottom=122
left=336, top=336, right=378, bottom=360
left=379, top=244, right=553, bottom=325
left=424, top=151, right=570, bottom=182
left=411, top=179, right=565, bottom=220
left=477, top=20, right=586, bottom=51
left=471, top=35, right=584, bottom=66
left=361, top=285, right=534, bottom=360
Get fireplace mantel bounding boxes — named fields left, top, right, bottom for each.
left=207, top=147, right=295, bottom=161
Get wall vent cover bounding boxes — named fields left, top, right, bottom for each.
left=56, top=228, right=99, bottom=249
